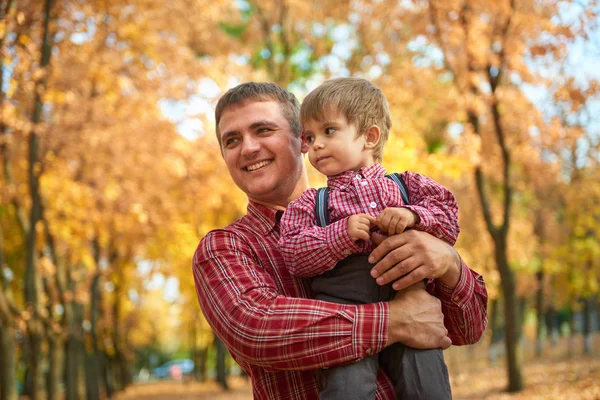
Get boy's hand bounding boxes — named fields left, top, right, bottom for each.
left=376, top=207, right=419, bottom=236
left=348, top=214, right=376, bottom=242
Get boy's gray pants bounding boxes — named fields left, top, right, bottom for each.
left=312, top=254, right=452, bottom=400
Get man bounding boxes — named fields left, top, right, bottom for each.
left=193, top=82, right=488, bottom=400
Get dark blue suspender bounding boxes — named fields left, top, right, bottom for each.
left=314, top=173, right=410, bottom=227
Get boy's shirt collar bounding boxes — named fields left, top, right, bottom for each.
left=326, top=163, right=386, bottom=190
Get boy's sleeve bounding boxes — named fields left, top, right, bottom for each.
left=279, top=189, right=361, bottom=278
left=400, top=171, right=460, bottom=245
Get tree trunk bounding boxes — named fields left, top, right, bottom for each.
left=488, top=298, right=504, bottom=366
left=191, top=321, right=207, bottom=382
left=0, top=321, right=18, bottom=400
left=46, top=331, right=62, bottom=400
left=583, top=297, right=592, bottom=354
left=545, top=306, right=558, bottom=345
left=85, top=352, right=100, bottom=400
left=214, top=334, right=229, bottom=390
left=0, top=224, right=18, bottom=400
left=568, top=306, right=576, bottom=358
left=496, top=242, right=523, bottom=392
left=24, top=319, right=45, bottom=399
left=64, top=267, right=87, bottom=400
left=24, top=1, right=55, bottom=397
left=86, top=271, right=102, bottom=400
left=535, top=271, right=544, bottom=358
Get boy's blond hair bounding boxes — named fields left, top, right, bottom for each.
left=300, top=77, right=392, bottom=162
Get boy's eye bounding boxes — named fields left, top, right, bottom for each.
left=304, top=135, right=314, bottom=144
left=325, top=127, right=336, bottom=135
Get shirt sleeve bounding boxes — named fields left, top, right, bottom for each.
left=400, top=171, right=460, bottom=245
left=279, top=189, right=362, bottom=278
left=426, top=259, right=489, bottom=345
left=193, top=229, right=388, bottom=371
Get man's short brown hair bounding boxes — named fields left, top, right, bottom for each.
left=215, top=82, right=301, bottom=147
left=300, top=77, right=392, bottom=162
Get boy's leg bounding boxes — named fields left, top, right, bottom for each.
left=318, top=353, right=379, bottom=400
left=380, top=344, right=452, bottom=400
left=312, top=256, right=389, bottom=399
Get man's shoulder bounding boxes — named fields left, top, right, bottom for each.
left=197, top=217, right=255, bottom=254
left=286, top=188, right=318, bottom=210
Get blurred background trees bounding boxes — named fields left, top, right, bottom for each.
left=0, top=0, right=598, bottom=398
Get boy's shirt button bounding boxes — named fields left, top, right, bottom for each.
left=355, top=174, right=362, bottom=179
left=369, top=202, right=377, bottom=209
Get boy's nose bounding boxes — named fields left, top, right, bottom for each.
left=312, top=140, right=324, bottom=150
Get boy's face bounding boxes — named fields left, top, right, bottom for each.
left=302, top=111, right=376, bottom=176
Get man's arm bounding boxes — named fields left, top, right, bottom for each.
left=369, top=230, right=488, bottom=345
left=194, top=229, right=387, bottom=371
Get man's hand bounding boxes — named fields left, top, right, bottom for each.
left=386, top=284, right=451, bottom=349
left=369, top=230, right=461, bottom=291
left=347, top=214, right=376, bottom=242
left=375, top=207, right=419, bottom=236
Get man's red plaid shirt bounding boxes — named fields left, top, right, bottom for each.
left=193, top=201, right=488, bottom=400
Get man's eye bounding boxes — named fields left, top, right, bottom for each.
left=224, top=137, right=240, bottom=147
left=257, top=127, right=272, bottom=134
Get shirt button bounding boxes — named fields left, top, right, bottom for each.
left=453, top=296, right=459, bottom=302
left=365, top=348, right=372, bottom=355
left=355, top=174, right=362, bottom=179
left=343, top=250, right=352, bottom=256
left=360, top=181, right=368, bottom=186
left=369, top=202, right=377, bottom=209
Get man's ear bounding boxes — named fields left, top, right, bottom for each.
left=364, top=125, right=381, bottom=149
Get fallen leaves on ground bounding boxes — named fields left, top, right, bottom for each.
left=114, top=356, right=600, bottom=400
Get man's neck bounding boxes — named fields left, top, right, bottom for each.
left=250, top=171, right=310, bottom=211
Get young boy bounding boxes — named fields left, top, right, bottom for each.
left=279, top=77, right=458, bottom=400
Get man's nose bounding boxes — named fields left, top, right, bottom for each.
left=241, top=136, right=261, bottom=156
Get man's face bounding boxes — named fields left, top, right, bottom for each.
left=218, top=100, right=306, bottom=207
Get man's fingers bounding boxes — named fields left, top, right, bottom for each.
left=373, top=255, right=418, bottom=285
left=370, top=232, right=387, bottom=246
left=440, top=336, right=452, bottom=350
left=368, top=234, right=408, bottom=264
left=390, top=265, right=428, bottom=291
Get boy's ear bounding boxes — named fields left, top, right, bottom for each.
left=364, top=125, right=381, bottom=149
left=300, top=131, right=310, bottom=153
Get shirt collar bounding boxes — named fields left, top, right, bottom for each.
left=326, top=163, right=387, bottom=190
left=247, top=200, right=283, bottom=235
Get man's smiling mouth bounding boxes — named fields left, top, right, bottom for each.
left=245, top=160, right=272, bottom=171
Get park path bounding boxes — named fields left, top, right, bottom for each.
left=113, top=377, right=252, bottom=400
left=114, top=354, right=600, bottom=400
